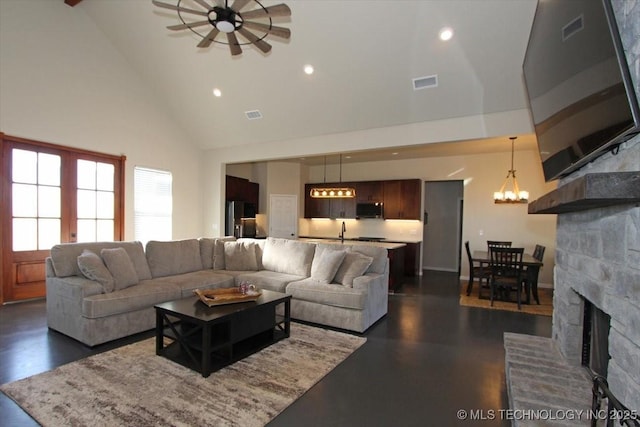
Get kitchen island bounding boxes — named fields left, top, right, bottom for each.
left=298, top=237, right=407, bottom=292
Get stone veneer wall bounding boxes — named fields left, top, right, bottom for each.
left=552, top=0, right=640, bottom=410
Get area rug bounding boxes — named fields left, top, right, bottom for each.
left=0, top=323, right=366, bottom=427
left=459, top=286, right=553, bottom=316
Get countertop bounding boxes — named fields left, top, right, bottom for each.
left=298, top=237, right=407, bottom=250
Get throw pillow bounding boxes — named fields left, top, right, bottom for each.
left=100, top=247, right=139, bottom=291
left=212, top=237, right=236, bottom=270
left=310, top=248, right=346, bottom=284
left=77, top=249, right=115, bottom=293
left=224, top=241, right=259, bottom=271
left=334, top=252, right=373, bottom=287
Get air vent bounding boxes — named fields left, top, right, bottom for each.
left=245, top=110, right=263, bottom=120
left=562, top=15, right=584, bottom=41
left=412, top=75, right=438, bottom=91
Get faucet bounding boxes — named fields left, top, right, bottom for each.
left=339, top=221, right=346, bottom=243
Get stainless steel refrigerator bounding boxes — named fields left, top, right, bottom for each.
left=225, top=201, right=256, bottom=238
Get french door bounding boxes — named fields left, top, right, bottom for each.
left=1, top=134, right=125, bottom=303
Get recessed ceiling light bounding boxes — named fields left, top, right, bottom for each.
left=213, top=88, right=222, bottom=97
left=304, top=64, right=314, bottom=75
left=392, top=152, right=398, bottom=155
left=439, top=27, right=454, bottom=41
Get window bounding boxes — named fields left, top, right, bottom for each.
left=134, top=166, right=172, bottom=245
left=11, top=149, right=61, bottom=251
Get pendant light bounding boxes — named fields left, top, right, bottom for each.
left=310, top=155, right=356, bottom=198
left=493, top=137, right=529, bottom=204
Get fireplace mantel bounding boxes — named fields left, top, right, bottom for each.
left=528, top=172, right=640, bottom=214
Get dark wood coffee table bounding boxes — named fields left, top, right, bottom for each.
left=154, top=289, right=291, bottom=377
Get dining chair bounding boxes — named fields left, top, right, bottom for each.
left=522, top=244, right=545, bottom=304
left=487, top=240, right=512, bottom=250
left=489, top=247, right=525, bottom=309
left=464, top=241, right=490, bottom=296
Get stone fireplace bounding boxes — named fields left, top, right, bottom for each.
left=549, top=1, right=640, bottom=411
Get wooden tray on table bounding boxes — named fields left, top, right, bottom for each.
left=194, top=287, right=262, bottom=307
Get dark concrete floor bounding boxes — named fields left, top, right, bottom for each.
left=0, top=271, right=551, bottom=426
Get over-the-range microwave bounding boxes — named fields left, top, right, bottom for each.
left=356, top=202, right=383, bottom=218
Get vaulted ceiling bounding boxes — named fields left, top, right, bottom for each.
left=65, top=0, right=540, bottom=163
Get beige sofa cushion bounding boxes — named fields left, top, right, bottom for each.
left=50, top=241, right=151, bottom=279
left=146, top=239, right=203, bottom=278
left=261, top=237, right=315, bottom=277
left=101, top=248, right=139, bottom=290
left=286, top=279, right=366, bottom=309
left=82, top=280, right=180, bottom=319
left=224, top=241, right=259, bottom=271
left=334, top=252, right=373, bottom=287
left=234, top=270, right=306, bottom=293
left=77, top=249, right=115, bottom=293
left=310, top=246, right=346, bottom=284
left=349, top=245, right=388, bottom=274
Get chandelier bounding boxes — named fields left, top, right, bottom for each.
left=310, top=155, right=356, bottom=199
left=493, top=136, right=529, bottom=204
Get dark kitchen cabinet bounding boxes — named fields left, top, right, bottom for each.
left=356, top=181, right=383, bottom=202
left=387, top=246, right=406, bottom=292
left=226, top=175, right=260, bottom=213
left=382, top=179, right=421, bottom=219
left=404, top=242, right=420, bottom=276
left=304, top=183, right=356, bottom=219
left=304, top=184, right=330, bottom=218
left=304, top=179, right=420, bottom=219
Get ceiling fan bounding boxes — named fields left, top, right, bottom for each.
left=152, top=0, right=291, bottom=56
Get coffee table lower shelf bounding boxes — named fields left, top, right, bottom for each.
left=154, top=292, right=291, bottom=377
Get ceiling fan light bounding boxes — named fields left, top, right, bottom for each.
left=216, top=20, right=235, bottom=33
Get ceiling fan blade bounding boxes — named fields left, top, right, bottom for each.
left=242, top=21, right=290, bottom=39
left=240, top=3, right=291, bottom=19
left=230, top=0, right=251, bottom=12
left=191, top=0, right=213, bottom=10
left=167, top=20, right=210, bottom=30
left=226, top=32, right=242, bottom=56
left=197, top=27, right=220, bottom=47
left=152, top=0, right=209, bottom=17
left=237, top=27, right=272, bottom=53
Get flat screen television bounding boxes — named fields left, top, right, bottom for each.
left=523, top=0, right=640, bottom=182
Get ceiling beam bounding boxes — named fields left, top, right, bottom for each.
left=64, top=0, right=83, bottom=6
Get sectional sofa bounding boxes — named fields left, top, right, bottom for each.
left=46, top=237, right=389, bottom=346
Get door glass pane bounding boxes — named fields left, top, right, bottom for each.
left=13, top=218, right=37, bottom=251
left=39, top=218, right=61, bottom=248
left=96, top=191, right=114, bottom=219
left=77, top=160, right=96, bottom=190
left=12, top=149, right=37, bottom=184
left=77, top=220, right=96, bottom=243
left=97, top=220, right=114, bottom=241
left=38, top=153, right=61, bottom=186
left=77, top=190, right=96, bottom=218
left=97, top=163, right=114, bottom=191
left=38, top=186, right=61, bottom=218
left=12, top=184, right=37, bottom=217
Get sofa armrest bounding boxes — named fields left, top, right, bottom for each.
left=352, top=272, right=384, bottom=291
left=46, top=276, right=104, bottom=300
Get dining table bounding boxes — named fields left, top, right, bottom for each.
left=472, top=250, right=544, bottom=305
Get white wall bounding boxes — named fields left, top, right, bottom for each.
left=0, top=0, right=203, bottom=240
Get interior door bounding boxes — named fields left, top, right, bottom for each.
left=269, top=194, right=298, bottom=238
left=422, top=180, right=463, bottom=272
left=1, top=134, right=124, bottom=303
